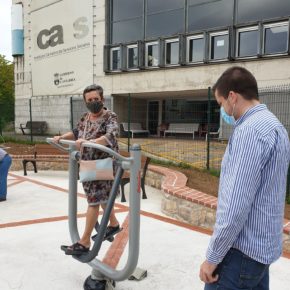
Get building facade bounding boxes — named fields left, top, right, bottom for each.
left=13, top=0, right=290, bottom=137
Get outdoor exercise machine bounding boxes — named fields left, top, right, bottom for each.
left=47, top=138, right=142, bottom=290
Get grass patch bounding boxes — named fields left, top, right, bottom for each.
left=150, top=157, right=221, bottom=178
left=150, top=157, right=191, bottom=169
left=205, top=168, right=221, bottom=178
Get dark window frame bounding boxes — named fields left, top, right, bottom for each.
left=164, top=37, right=180, bottom=66
left=186, top=33, right=205, bottom=63
left=208, top=29, right=230, bottom=61
left=110, top=46, right=122, bottom=71
left=105, top=1, right=290, bottom=73
left=236, top=25, right=260, bottom=59
left=145, top=40, right=160, bottom=68
left=262, top=21, right=289, bottom=56
left=126, top=43, right=139, bottom=70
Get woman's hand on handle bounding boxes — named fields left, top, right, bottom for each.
left=53, top=135, right=62, bottom=143
left=52, top=132, right=75, bottom=144
left=75, top=138, right=86, bottom=150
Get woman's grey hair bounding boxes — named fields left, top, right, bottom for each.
left=83, top=84, right=104, bottom=99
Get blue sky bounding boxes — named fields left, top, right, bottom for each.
left=0, top=0, right=12, bottom=61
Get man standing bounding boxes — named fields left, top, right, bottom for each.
left=199, top=66, right=290, bottom=290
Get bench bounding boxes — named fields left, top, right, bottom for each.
left=120, top=123, right=150, bottom=138
left=164, top=123, right=199, bottom=139
left=206, top=128, right=220, bottom=141
left=22, top=144, right=68, bottom=176
left=119, top=150, right=151, bottom=202
left=19, top=121, right=48, bottom=135
left=198, top=124, right=220, bottom=140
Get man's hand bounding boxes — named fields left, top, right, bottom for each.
left=199, top=260, right=219, bottom=284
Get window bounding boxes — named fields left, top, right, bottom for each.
left=146, top=42, right=159, bottom=67
left=110, top=47, right=121, bottom=71
left=236, top=26, right=259, bottom=58
left=237, top=0, right=290, bottom=24
left=188, top=0, right=233, bottom=32
left=146, top=10, right=184, bottom=38
left=146, top=0, right=185, bottom=39
left=110, top=0, right=143, bottom=44
left=165, top=39, right=179, bottom=65
left=127, top=44, right=138, bottom=69
left=263, top=22, right=288, bottom=55
left=209, top=31, right=229, bottom=60
left=112, top=18, right=143, bottom=44
left=147, top=0, right=184, bottom=14
left=112, top=0, right=143, bottom=22
left=187, top=34, right=204, bottom=63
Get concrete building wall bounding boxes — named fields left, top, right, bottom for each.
left=99, top=59, right=290, bottom=96
left=13, top=0, right=290, bottom=135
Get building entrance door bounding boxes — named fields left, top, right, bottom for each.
left=148, top=101, right=159, bottom=135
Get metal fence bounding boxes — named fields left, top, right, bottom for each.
left=23, top=85, right=287, bottom=199
left=76, top=85, right=290, bottom=200
left=117, top=90, right=226, bottom=171
left=259, top=85, right=290, bottom=201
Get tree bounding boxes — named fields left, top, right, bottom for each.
left=0, top=54, right=14, bottom=130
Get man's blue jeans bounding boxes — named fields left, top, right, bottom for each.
left=205, top=248, right=269, bottom=290
left=0, top=154, right=12, bottom=199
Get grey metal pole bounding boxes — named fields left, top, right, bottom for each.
left=29, top=98, right=33, bottom=143
left=127, top=93, right=131, bottom=152
left=76, top=166, right=124, bottom=263
left=70, top=96, right=74, bottom=131
left=206, top=87, right=211, bottom=170
left=46, top=139, right=142, bottom=282
left=68, top=146, right=81, bottom=243
left=88, top=144, right=141, bottom=281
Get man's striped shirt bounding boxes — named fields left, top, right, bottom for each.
left=206, top=104, right=290, bottom=265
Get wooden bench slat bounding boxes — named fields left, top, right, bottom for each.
left=19, top=121, right=48, bottom=135
left=23, top=144, right=68, bottom=175
left=164, top=123, right=199, bottom=139
left=119, top=150, right=150, bottom=202
left=120, top=123, right=150, bottom=138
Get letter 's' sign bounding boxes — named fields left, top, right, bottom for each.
left=37, top=17, right=89, bottom=49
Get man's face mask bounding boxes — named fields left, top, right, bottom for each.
left=86, top=100, right=103, bottom=114
left=221, top=96, right=236, bottom=125
left=221, top=107, right=235, bottom=125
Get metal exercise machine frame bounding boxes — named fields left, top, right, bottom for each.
left=46, top=138, right=141, bottom=282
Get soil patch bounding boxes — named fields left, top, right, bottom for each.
left=3, top=142, right=34, bottom=155
left=173, top=165, right=290, bottom=221
left=3, top=142, right=290, bottom=220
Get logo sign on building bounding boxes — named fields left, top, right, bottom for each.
left=31, top=0, right=93, bottom=95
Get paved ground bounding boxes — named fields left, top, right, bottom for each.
left=1, top=170, right=290, bottom=290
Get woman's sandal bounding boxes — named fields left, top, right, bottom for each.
left=61, top=242, right=89, bottom=255
left=91, top=224, right=121, bottom=242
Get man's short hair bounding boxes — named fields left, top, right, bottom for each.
left=212, top=66, right=259, bottom=100
left=83, top=84, right=104, bottom=99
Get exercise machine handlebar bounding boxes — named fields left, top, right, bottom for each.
left=46, top=138, right=141, bottom=282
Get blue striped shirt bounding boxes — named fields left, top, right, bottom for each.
left=206, top=104, right=290, bottom=265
